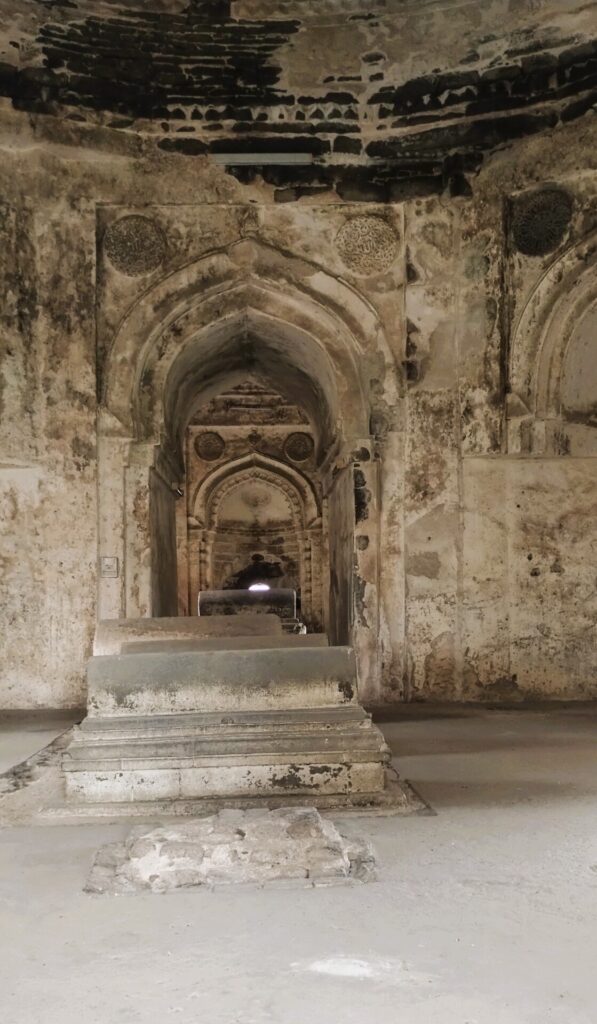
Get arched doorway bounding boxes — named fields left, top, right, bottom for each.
left=98, top=239, right=393, bottom=698
left=185, top=386, right=324, bottom=631
left=156, top=321, right=337, bottom=635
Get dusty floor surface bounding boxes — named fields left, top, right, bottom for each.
left=0, top=711, right=80, bottom=774
left=0, top=706, right=596, bottom=1024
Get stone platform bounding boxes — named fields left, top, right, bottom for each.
left=94, top=614, right=283, bottom=655
left=121, top=634, right=328, bottom=655
left=63, top=616, right=396, bottom=812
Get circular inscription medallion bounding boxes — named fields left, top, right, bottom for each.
left=511, top=188, right=573, bottom=257
left=335, top=216, right=398, bottom=275
left=195, top=431, right=225, bottom=461
left=104, top=215, right=166, bottom=276
left=284, top=432, right=314, bottom=463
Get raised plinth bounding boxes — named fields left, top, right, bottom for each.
left=121, top=634, right=328, bottom=654
left=94, top=614, right=282, bottom=655
left=64, top=641, right=392, bottom=808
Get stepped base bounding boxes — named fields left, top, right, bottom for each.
left=64, top=705, right=389, bottom=803
left=64, top=639, right=394, bottom=809
left=48, top=772, right=426, bottom=822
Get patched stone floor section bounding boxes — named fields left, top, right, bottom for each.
left=85, top=807, right=376, bottom=894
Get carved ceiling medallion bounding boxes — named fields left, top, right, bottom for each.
left=241, top=486, right=271, bottom=510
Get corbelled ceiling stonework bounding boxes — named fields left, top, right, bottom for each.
left=0, top=0, right=595, bottom=198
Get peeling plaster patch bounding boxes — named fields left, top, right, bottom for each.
left=420, top=221, right=451, bottom=258
left=424, top=631, right=456, bottom=696
left=337, top=679, right=354, bottom=702
left=71, top=436, right=95, bottom=470
left=482, top=675, right=522, bottom=701
left=407, top=551, right=441, bottom=579
left=353, top=468, right=370, bottom=523
left=0, top=728, right=72, bottom=797
left=407, top=453, right=448, bottom=506
left=353, top=571, right=368, bottom=629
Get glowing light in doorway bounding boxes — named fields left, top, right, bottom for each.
left=249, top=583, right=270, bottom=592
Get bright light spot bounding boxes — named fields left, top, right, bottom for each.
left=249, top=583, right=270, bottom=592
left=291, top=957, right=434, bottom=987
left=307, top=959, right=380, bottom=979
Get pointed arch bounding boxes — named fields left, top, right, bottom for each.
left=510, top=230, right=597, bottom=419
left=102, top=238, right=392, bottom=459
left=192, top=452, right=320, bottom=529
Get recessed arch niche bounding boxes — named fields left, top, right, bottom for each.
left=187, top=453, right=323, bottom=628
left=508, top=229, right=597, bottom=454
left=98, top=237, right=390, bottom=693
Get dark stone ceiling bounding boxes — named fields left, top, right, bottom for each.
left=0, top=0, right=595, bottom=198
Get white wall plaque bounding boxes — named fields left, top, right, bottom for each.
left=100, top=556, right=119, bottom=578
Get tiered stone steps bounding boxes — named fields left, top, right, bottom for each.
left=63, top=616, right=393, bottom=810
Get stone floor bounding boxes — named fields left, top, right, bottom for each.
left=0, top=710, right=80, bottom=774
left=1, top=705, right=596, bottom=1023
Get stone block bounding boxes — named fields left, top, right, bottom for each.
left=94, top=614, right=283, bottom=655
left=120, top=633, right=328, bottom=654
left=65, top=633, right=393, bottom=810
left=84, top=807, right=377, bottom=893
left=64, top=642, right=390, bottom=806
left=85, top=646, right=358, bottom=717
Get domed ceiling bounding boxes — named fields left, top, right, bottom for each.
left=0, top=0, right=595, bottom=197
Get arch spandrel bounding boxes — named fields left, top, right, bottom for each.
left=102, top=239, right=393, bottom=457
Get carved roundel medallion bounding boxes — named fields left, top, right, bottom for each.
left=335, top=215, right=398, bottom=275
left=195, top=431, right=226, bottom=461
left=104, top=215, right=166, bottom=276
left=284, top=432, right=314, bottom=463
left=511, top=188, right=573, bottom=257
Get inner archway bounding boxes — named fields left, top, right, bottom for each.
left=98, top=239, right=386, bottom=689
left=183, top=377, right=324, bottom=631
left=137, top=313, right=363, bottom=644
